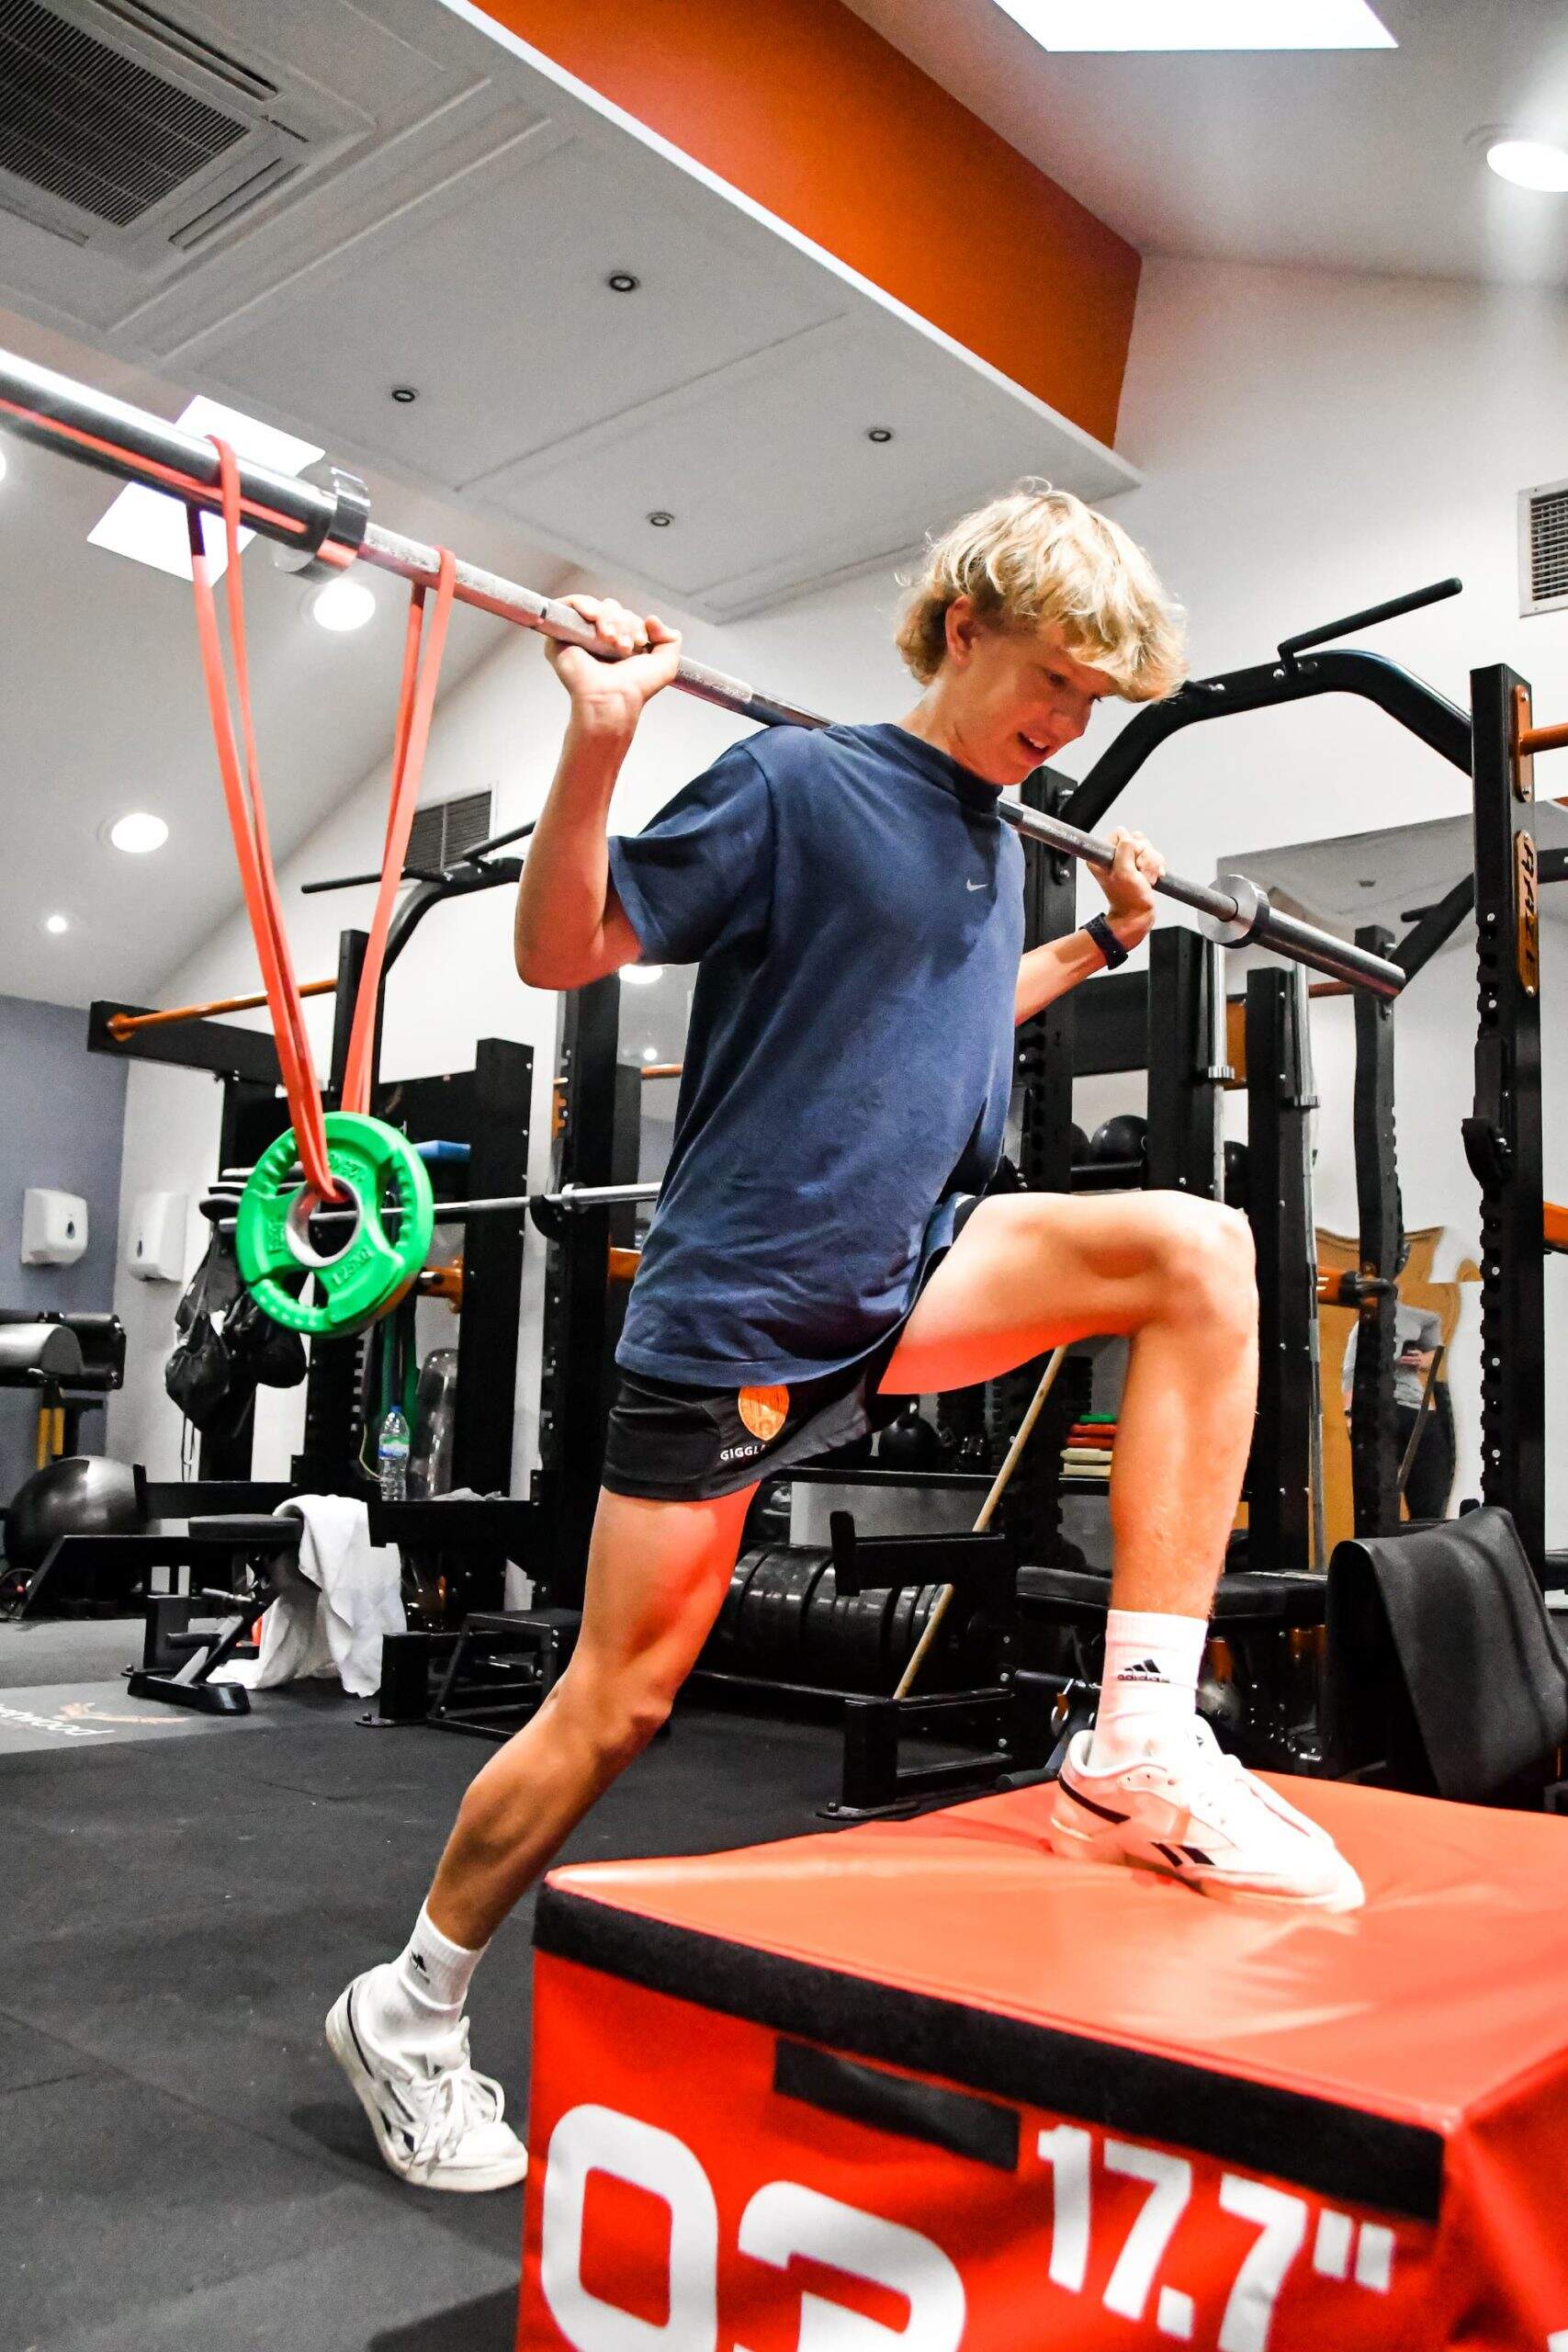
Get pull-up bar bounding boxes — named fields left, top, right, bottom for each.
left=0, top=343, right=1404, bottom=1001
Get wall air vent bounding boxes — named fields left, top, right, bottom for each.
left=0, top=0, right=309, bottom=262
left=1519, top=476, right=1568, bottom=618
left=407, top=791, right=496, bottom=876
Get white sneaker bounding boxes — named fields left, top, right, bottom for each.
left=326, top=1972, right=529, bottom=2192
left=1048, top=1722, right=1365, bottom=1912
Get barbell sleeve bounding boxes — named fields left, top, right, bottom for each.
left=997, top=802, right=1404, bottom=1000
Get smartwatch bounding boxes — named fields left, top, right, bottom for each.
left=1084, top=913, right=1129, bottom=970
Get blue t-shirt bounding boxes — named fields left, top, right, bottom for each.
left=606, top=721, right=1025, bottom=1384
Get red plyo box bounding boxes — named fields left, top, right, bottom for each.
left=520, top=1776, right=1568, bottom=2349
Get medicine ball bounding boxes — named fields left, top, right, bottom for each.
left=876, top=1407, right=942, bottom=1472
left=4, top=1455, right=148, bottom=1571
left=1089, top=1114, right=1149, bottom=1168
left=1224, top=1140, right=1250, bottom=1211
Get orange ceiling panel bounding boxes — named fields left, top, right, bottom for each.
left=473, top=0, right=1141, bottom=447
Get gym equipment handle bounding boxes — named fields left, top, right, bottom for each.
left=998, top=801, right=1404, bottom=998
left=1277, top=576, right=1462, bottom=662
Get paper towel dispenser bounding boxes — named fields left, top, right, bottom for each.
left=20, top=1189, right=87, bottom=1267
left=127, top=1192, right=186, bottom=1283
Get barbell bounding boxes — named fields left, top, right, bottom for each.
left=0, top=341, right=1404, bottom=1000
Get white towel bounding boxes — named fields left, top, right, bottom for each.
left=245, top=1495, right=405, bottom=1698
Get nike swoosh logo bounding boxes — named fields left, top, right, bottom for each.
left=966, top=878, right=987, bottom=891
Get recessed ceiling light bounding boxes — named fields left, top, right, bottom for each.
left=1486, top=138, right=1568, bottom=193
left=867, top=426, right=894, bottom=444
left=993, top=0, right=1393, bottom=50
left=648, top=511, right=674, bottom=528
left=641, top=1046, right=660, bottom=1062
left=107, top=811, right=169, bottom=855
left=43, top=912, right=69, bottom=935
left=310, top=576, right=377, bottom=633
left=87, top=396, right=321, bottom=584
left=623, top=964, right=665, bottom=987
left=606, top=271, right=640, bottom=293
left=390, top=386, right=419, bottom=404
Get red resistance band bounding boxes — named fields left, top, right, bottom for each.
left=187, top=439, right=457, bottom=1204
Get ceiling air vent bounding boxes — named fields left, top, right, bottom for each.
left=0, top=0, right=309, bottom=261
left=1519, top=477, right=1568, bottom=618
left=407, top=791, right=496, bottom=876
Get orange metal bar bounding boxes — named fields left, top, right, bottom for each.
left=107, top=978, right=337, bottom=1041
left=639, top=1063, right=682, bottom=1081
left=419, top=1261, right=465, bottom=1306
left=1520, top=719, right=1568, bottom=758
left=1545, top=1202, right=1568, bottom=1254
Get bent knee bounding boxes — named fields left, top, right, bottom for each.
left=1141, top=1193, right=1256, bottom=1323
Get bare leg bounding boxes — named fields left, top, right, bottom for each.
left=426, top=1481, right=757, bottom=1950
left=880, top=1190, right=1257, bottom=1615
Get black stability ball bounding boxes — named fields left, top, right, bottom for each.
left=4, top=1455, right=147, bottom=1570
left=1089, top=1114, right=1149, bottom=1167
left=877, top=1407, right=942, bottom=1471
left=1224, top=1140, right=1250, bottom=1211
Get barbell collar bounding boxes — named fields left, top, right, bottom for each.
left=271, top=463, right=372, bottom=582
left=1201, top=873, right=1268, bottom=948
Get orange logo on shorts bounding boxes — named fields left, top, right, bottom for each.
left=738, top=1385, right=790, bottom=1443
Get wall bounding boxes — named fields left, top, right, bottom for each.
left=111, top=252, right=1568, bottom=1528
left=1071, top=256, right=1568, bottom=1532
left=468, top=0, right=1140, bottom=444
left=0, top=994, right=127, bottom=1493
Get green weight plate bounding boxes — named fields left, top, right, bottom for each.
left=235, top=1112, right=434, bottom=1338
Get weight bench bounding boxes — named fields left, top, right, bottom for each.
left=127, top=1514, right=303, bottom=1717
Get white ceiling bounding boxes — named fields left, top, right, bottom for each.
left=0, top=0, right=1128, bottom=620
left=845, top=0, right=1568, bottom=289
left=0, top=301, right=567, bottom=1005
left=0, top=0, right=1133, bottom=1002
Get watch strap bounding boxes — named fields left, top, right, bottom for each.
left=1085, top=912, right=1129, bottom=970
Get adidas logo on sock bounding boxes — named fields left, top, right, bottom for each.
left=1117, top=1658, right=1169, bottom=1684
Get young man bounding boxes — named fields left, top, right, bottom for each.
left=329, top=485, right=1364, bottom=2194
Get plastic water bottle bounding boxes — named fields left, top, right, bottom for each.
left=378, top=1406, right=411, bottom=1503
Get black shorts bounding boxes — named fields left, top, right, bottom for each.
left=602, top=1196, right=980, bottom=1503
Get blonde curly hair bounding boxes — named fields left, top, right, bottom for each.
left=896, top=481, right=1186, bottom=703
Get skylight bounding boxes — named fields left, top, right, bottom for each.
left=88, top=396, right=322, bottom=583
left=993, top=0, right=1394, bottom=51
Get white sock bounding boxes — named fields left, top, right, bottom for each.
left=1087, top=1608, right=1208, bottom=1775
left=363, top=1905, right=486, bottom=2052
